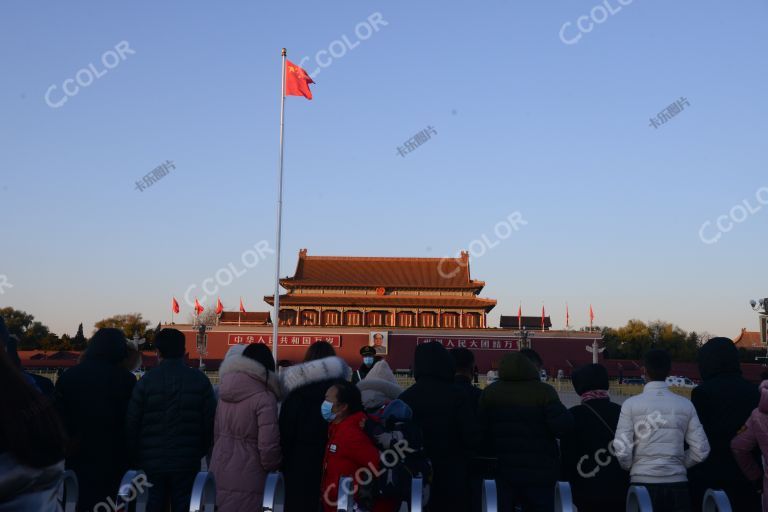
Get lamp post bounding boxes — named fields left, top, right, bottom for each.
left=196, top=323, right=208, bottom=371
left=750, top=298, right=768, bottom=362
left=518, top=326, right=533, bottom=350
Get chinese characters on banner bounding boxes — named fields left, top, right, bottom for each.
left=416, top=336, right=519, bottom=351
left=227, top=333, right=341, bottom=348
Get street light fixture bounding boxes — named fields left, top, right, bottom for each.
left=750, top=298, right=767, bottom=313
left=749, top=298, right=768, bottom=361
left=196, top=323, right=208, bottom=371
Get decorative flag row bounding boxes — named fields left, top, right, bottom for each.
left=516, top=304, right=597, bottom=330
left=171, top=297, right=247, bottom=316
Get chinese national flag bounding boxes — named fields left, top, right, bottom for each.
left=517, top=304, right=522, bottom=330
left=541, top=305, right=546, bottom=331
left=589, top=304, right=595, bottom=325
left=566, top=304, right=570, bottom=328
left=194, top=298, right=204, bottom=316
left=172, top=297, right=180, bottom=314
left=285, top=60, right=314, bottom=100
left=215, top=298, right=224, bottom=315
left=239, top=297, right=246, bottom=314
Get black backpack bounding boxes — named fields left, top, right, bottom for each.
left=364, top=400, right=433, bottom=505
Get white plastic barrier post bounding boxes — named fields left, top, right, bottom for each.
left=626, top=485, right=653, bottom=512
left=481, top=479, right=498, bottom=512
left=554, top=481, right=574, bottom=512
left=189, top=471, right=216, bottom=512
left=703, top=489, right=732, bottom=512
left=410, top=476, right=423, bottom=512
left=337, top=476, right=354, bottom=512
left=262, top=472, right=286, bottom=512
left=57, top=470, right=78, bottom=512
left=116, top=470, right=149, bottom=512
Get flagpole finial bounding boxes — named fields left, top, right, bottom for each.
left=281, top=48, right=287, bottom=56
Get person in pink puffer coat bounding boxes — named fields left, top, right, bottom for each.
left=731, top=379, right=768, bottom=510
left=210, top=344, right=282, bottom=511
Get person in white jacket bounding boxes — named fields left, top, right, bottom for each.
left=612, top=349, right=710, bottom=512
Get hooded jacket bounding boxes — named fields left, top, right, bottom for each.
left=356, top=360, right=402, bottom=412
left=399, top=342, right=479, bottom=511
left=479, top=352, right=573, bottom=484
left=613, top=381, right=710, bottom=483
left=209, top=352, right=282, bottom=511
left=731, top=380, right=768, bottom=510
left=278, top=357, right=350, bottom=512
left=689, top=337, right=760, bottom=510
left=54, top=332, right=137, bottom=511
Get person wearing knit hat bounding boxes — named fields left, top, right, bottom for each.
left=355, top=360, right=402, bottom=413
left=561, top=364, right=627, bottom=511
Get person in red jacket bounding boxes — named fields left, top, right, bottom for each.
left=320, top=379, right=381, bottom=512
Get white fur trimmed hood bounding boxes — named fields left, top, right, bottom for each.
left=279, top=356, right=351, bottom=396
left=218, top=353, right=281, bottom=400
left=356, top=361, right=403, bottom=410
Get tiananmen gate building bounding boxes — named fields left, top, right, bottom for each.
left=173, top=249, right=606, bottom=374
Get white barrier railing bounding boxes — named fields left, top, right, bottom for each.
left=703, top=489, right=732, bottom=512
left=410, top=476, right=423, bottom=512
left=57, top=470, right=78, bottom=512
left=555, top=481, right=574, bottom=512
left=626, top=485, right=653, bottom=512
left=337, top=476, right=354, bottom=512
left=262, top=472, right=285, bottom=511
left=188, top=471, right=216, bottom=512
left=481, top=479, right=498, bottom=512
left=116, top=470, right=149, bottom=512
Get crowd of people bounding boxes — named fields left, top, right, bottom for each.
left=2, top=314, right=768, bottom=512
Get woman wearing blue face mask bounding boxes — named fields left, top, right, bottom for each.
left=319, top=380, right=381, bottom=512
left=352, top=346, right=378, bottom=384
left=278, top=342, right=351, bottom=512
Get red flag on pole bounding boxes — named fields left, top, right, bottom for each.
left=172, top=297, right=180, bottom=314
left=285, top=60, right=314, bottom=99
left=566, top=303, right=570, bottom=329
left=517, top=304, right=522, bottom=330
left=541, top=305, right=546, bottom=332
left=215, top=298, right=224, bottom=315
left=240, top=297, right=246, bottom=314
left=589, top=304, right=595, bottom=331
left=194, top=298, right=204, bottom=316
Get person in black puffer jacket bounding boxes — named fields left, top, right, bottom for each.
left=479, top=351, right=573, bottom=512
left=688, top=337, right=761, bottom=512
left=125, top=329, right=216, bottom=512
left=560, top=364, right=628, bottom=512
left=278, top=342, right=351, bottom=512
left=55, top=328, right=136, bottom=511
left=399, top=342, right=480, bottom=512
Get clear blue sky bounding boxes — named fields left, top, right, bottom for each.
left=1, top=0, right=767, bottom=338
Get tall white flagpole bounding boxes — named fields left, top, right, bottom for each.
left=272, top=48, right=287, bottom=366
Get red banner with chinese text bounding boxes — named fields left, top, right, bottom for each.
left=415, top=336, right=519, bottom=351
left=227, top=333, right=341, bottom=347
